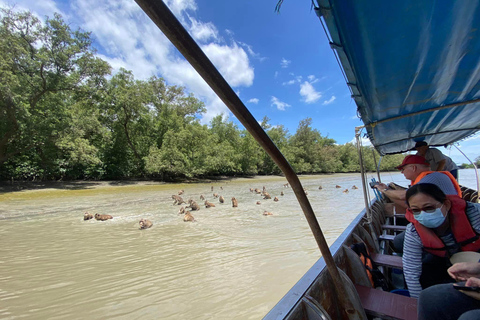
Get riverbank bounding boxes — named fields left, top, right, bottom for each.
left=0, top=176, right=247, bottom=194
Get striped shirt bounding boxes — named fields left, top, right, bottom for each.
left=403, top=201, right=480, bottom=298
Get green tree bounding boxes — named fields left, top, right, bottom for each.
left=0, top=8, right=110, bottom=169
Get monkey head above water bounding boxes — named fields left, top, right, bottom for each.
left=139, top=219, right=153, bottom=229
left=95, top=213, right=113, bottom=221
left=205, top=200, right=215, bottom=208
left=184, top=212, right=195, bottom=222
left=172, top=195, right=185, bottom=205
left=231, top=197, right=238, bottom=207
left=84, top=212, right=94, bottom=220
left=273, top=197, right=279, bottom=202
left=186, top=200, right=200, bottom=211
left=219, top=195, right=225, bottom=203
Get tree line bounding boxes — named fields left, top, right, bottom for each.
left=0, top=8, right=406, bottom=182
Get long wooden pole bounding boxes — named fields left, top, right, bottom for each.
left=134, top=0, right=356, bottom=315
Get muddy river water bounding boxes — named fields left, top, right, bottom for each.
left=0, top=170, right=476, bottom=319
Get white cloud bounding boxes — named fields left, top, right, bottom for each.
left=307, top=75, right=318, bottom=83
left=201, top=42, right=254, bottom=87
left=282, top=75, right=302, bottom=86
left=271, top=96, right=290, bottom=111
left=322, top=96, right=336, bottom=105
left=299, top=81, right=321, bottom=103
left=280, top=58, right=291, bottom=68
left=248, top=98, right=259, bottom=104
left=238, top=41, right=267, bottom=62
left=282, top=79, right=296, bottom=86
left=166, top=0, right=197, bottom=17
left=54, top=0, right=254, bottom=125
left=188, top=16, right=219, bottom=43
left=2, top=0, right=63, bottom=18
left=348, top=136, right=372, bottom=146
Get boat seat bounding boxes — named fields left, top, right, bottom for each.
left=354, top=284, right=417, bottom=320
left=370, top=253, right=403, bottom=269
left=381, top=224, right=407, bottom=231
left=379, top=234, right=396, bottom=242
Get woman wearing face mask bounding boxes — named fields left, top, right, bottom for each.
left=403, top=183, right=480, bottom=298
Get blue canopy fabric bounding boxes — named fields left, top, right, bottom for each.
left=316, top=0, right=480, bottom=155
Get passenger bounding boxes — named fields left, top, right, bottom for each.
left=414, top=141, right=459, bottom=180
left=403, top=183, right=480, bottom=298
left=374, top=154, right=462, bottom=253
left=374, top=155, right=461, bottom=212
left=418, top=262, right=480, bottom=320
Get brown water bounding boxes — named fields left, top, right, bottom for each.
left=0, top=171, right=475, bottom=319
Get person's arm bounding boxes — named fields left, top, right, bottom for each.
left=403, top=225, right=424, bottom=298
left=428, top=148, right=446, bottom=171
left=381, top=188, right=406, bottom=201
left=436, top=159, right=446, bottom=171
left=448, top=262, right=480, bottom=281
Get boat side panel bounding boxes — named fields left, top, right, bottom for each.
left=263, top=204, right=370, bottom=320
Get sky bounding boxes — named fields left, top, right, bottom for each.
left=2, top=0, right=480, bottom=165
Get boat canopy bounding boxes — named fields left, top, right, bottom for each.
left=316, top=0, right=480, bottom=155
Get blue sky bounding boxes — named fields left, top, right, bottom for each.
left=3, top=0, right=480, bottom=165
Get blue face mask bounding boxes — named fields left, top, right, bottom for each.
left=413, top=205, right=446, bottom=228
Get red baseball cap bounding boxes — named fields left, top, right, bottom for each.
left=396, top=155, right=430, bottom=170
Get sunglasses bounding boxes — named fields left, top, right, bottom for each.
left=410, top=203, right=443, bottom=214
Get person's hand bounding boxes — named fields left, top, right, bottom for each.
left=466, top=277, right=480, bottom=287
left=460, top=277, right=480, bottom=300
left=448, top=262, right=480, bottom=281
left=374, top=183, right=388, bottom=191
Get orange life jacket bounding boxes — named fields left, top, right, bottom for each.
left=359, top=253, right=375, bottom=287
left=406, top=195, right=480, bottom=257
left=412, top=171, right=462, bottom=197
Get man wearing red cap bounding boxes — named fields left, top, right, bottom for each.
left=374, top=154, right=461, bottom=209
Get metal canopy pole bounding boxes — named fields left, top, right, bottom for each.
left=355, top=126, right=372, bottom=223
left=134, top=0, right=357, bottom=316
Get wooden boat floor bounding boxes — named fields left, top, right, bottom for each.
left=354, top=284, right=417, bottom=320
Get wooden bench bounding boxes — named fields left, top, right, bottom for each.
left=382, top=224, right=407, bottom=231
left=371, top=253, right=403, bottom=269
left=354, top=284, right=417, bottom=320
left=379, top=234, right=396, bottom=242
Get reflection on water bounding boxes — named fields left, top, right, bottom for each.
left=0, top=170, right=476, bottom=319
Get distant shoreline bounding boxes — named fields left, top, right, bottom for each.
left=0, top=173, right=366, bottom=194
